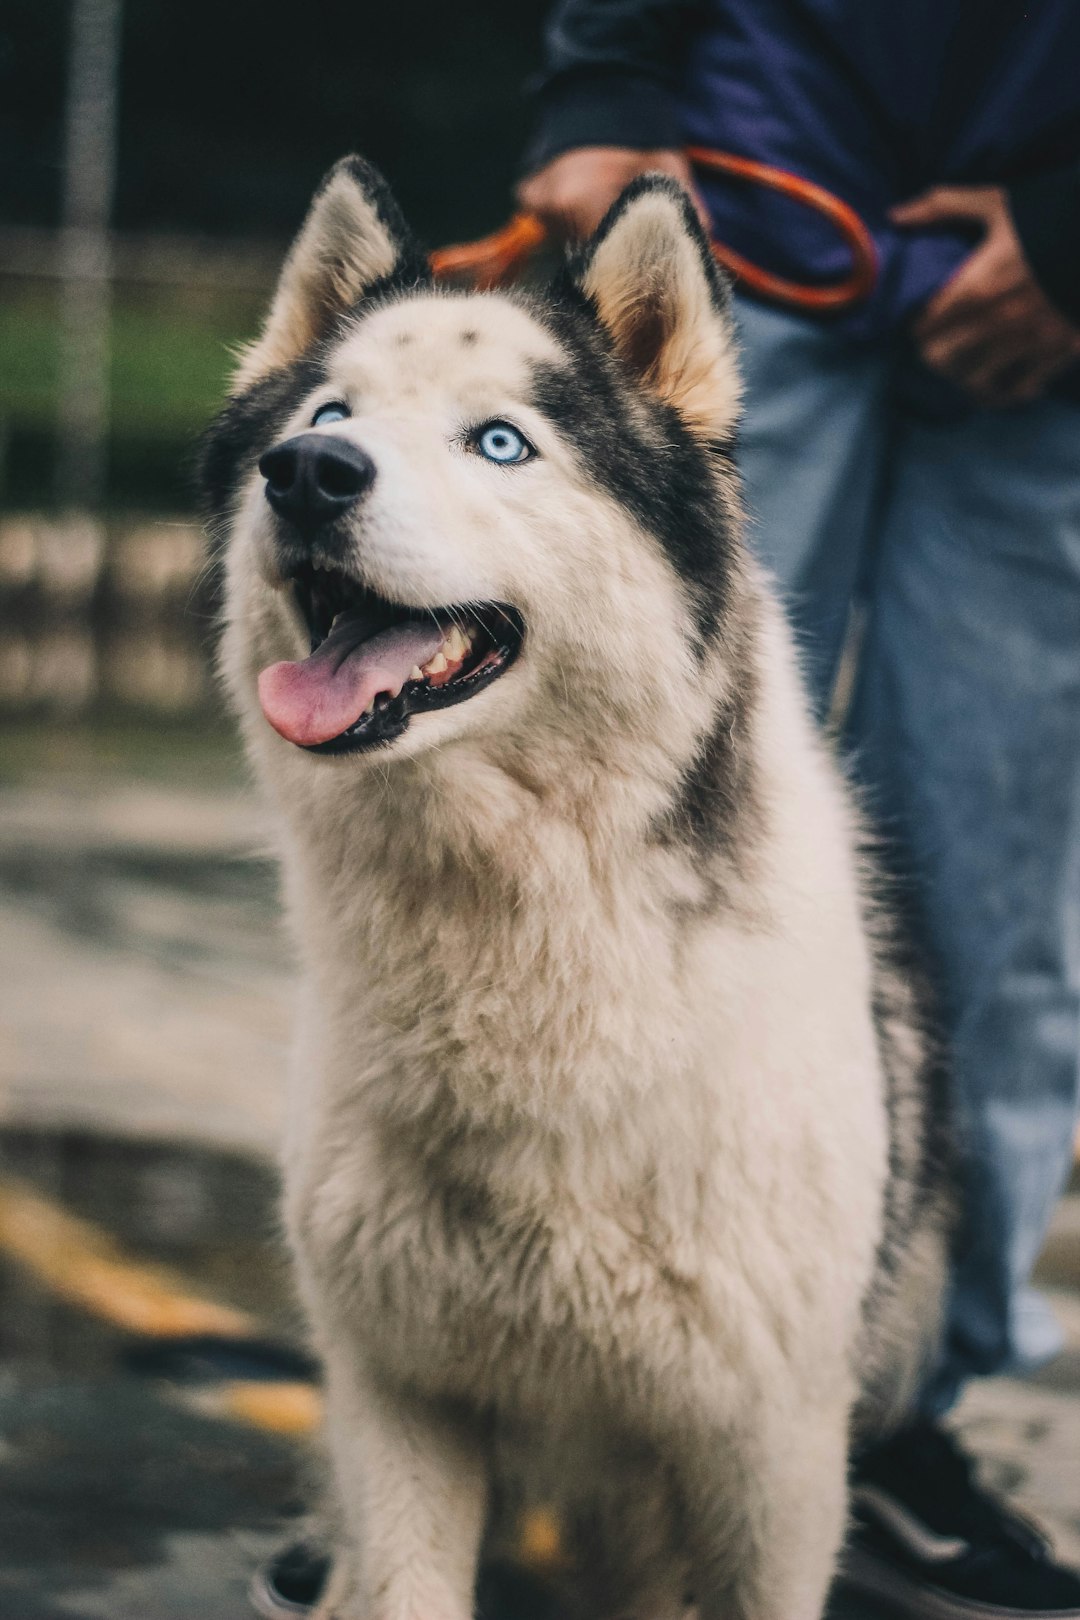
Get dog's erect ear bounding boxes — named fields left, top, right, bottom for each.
left=233, top=155, right=426, bottom=390
left=572, top=176, right=740, bottom=439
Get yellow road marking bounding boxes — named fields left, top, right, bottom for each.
left=185, top=1378, right=323, bottom=1437
left=0, top=1175, right=326, bottom=1438
left=0, top=1175, right=257, bottom=1340
left=517, top=1506, right=566, bottom=1570
left=0, top=1172, right=570, bottom=1566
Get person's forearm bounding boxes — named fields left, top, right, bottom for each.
left=524, top=0, right=703, bottom=172
left=1008, top=161, right=1080, bottom=325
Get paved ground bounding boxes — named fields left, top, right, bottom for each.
left=0, top=726, right=288, bottom=1154
left=1, top=722, right=1078, bottom=1616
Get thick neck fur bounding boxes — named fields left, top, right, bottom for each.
left=241, top=564, right=882, bottom=1292
left=304, top=756, right=707, bottom=1067
left=235, top=553, right=869, bottom=1202
left=256, top=632, right=754, bottom=1147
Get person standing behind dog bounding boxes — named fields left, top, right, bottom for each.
left=521, top=5, right=1080, bottom=1618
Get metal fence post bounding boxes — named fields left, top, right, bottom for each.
left=56, top=0, right=123, bottom=518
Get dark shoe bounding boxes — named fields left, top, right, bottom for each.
left=842, top=1420, right=1080, bottom=1617
left=250, top=1538, right=330, bottom=1617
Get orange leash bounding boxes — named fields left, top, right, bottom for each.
left=430, top=212, right=548, bottom=291
left=430, top=147, right=877, bottom=312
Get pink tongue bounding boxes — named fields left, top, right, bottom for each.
left=258, top=612, right=445, bottom=746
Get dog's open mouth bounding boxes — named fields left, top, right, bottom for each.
left=257, top=564, right=524, bottom=754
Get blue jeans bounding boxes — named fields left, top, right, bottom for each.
left=735, top=296, right=1080, bottom=1411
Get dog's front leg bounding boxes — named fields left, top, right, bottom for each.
left=679, top=1405, right=849, bottom=1620
left=319, top=1360, right=488, bottom=1620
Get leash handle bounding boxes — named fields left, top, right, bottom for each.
left=430, top=147, right=878, bottom=313
left=687, top=147, right=877, bottom=311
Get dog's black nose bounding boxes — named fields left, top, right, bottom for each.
left=259, top=433, right=375, bottom=528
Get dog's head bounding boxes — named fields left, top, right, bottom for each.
left=203, top=156, right=744, bottom=783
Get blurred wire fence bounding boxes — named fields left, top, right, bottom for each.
left=0, top=230, right=277, bottom=717
left=2, top=0, right=546, bottom=721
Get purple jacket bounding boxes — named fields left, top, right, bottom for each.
left=526, top=0, right=1080, bottom=338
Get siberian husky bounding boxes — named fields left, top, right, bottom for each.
left=201, top=156, right=949, bottom=1620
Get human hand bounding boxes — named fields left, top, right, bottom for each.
left=517, top=146, right=710, bottom=241
left=891, top=185, right=1080, bottom=407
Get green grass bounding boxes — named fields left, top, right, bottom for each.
left=0, top=289, right=261, bottom=439
left=0, top=714, right=246, bottom=789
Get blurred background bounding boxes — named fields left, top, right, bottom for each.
left=1, top=5, right=1078, bottom=1618
left=1, top=0, right=549, bottom=726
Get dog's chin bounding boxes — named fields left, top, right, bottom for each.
left=256, top=562, right=525, bottom=758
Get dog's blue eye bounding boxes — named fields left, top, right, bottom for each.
left=475, top=422, right=533, bottom=464
left=312, top=402, right=350, bottom=427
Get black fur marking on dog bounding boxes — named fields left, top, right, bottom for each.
left=199, top=354, right=328, bottom=538
left=663, top=660, right=760, bottom=877
left=525, top=290, right=738, bottom=649
left=522, top=261, right=756, bottom=868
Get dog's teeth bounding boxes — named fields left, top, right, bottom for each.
left=444, top=627, right=465, bottom=660
left=409, top=665, right=424, bottom=682
left=424, top=652, right=448, bottom=676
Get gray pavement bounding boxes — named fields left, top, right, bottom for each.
left=1, top=722, right=1078, bottom=1614
left=0, top=741, right=290, bottom=1153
